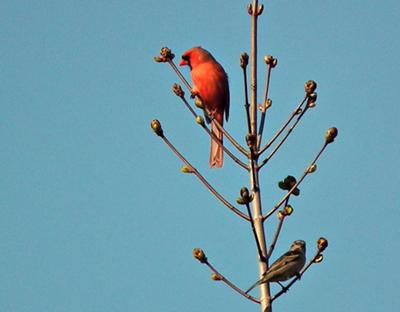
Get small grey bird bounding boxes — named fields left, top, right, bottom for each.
left=245, top=240, right=306, bottom=294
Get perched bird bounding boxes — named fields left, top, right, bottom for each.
left=245, top=240, right=306, bottom=294
left=179, top=47, right=230, bottom=168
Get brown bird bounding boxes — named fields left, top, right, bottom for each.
left=245, top=240, right=306, bottom=294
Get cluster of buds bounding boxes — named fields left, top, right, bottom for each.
left=305, top=80, right=317, bottom=108
left=325, top=127, right=338, bottom=144
left=278, top=175, right=300, bottom=196
left=314, top=237, right=329, bottom=263
left=277, top=204, right=294, bottom=220
left=236, top=187, right=254, bottom=205
left=154, top=47, right=175, bottom=62
left=247, top=3, right=264, bottom=16
left=264, top=55, right=278, bottom=68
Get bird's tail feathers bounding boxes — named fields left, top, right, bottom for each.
left=210, top=120, right=223, bottom=168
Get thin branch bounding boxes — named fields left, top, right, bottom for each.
left=267, top=197, right=290, bottom=258
left=160, top=133, right=250, bottom=221
left=258, top=94, right=308, bottom=156
left=245, top=202, right=267, bottom=262
left=258, top=103, right=310, bottom=169
left=262, top=142, right=329, bottom=221
left=175, top=92, right=249, bottom=170
left=167, top=60, right=192, bottom=91
left=249, top=3, right=258, bottom=137
left=271, top=250, right=323, bottom=302
left=257, top=64, right=272, bottom=148
left=240, top=53, right=251, bottom=134
left=205, top=260, right=260, bottom=304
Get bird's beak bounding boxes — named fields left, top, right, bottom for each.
left=179, top=59, right=188, bottom=66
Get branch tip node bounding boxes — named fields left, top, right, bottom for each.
left=304, top=80, right=317, bottom=94
left=247, top=3, right=253, bottom=15
left=160, top=47, right=175, bottom=60
left=172, top=83, right=184, bottom=97
left=317, top=237, right=328, bottom=252
left=150, top=119, right=164, bottom=137
left=325, top=127, right=338, bottom=144
left=240, top=52, right=249, bottom=68
left=257, top=4, right=264, bottom=16
left=193, top=248, right=207, bottom=263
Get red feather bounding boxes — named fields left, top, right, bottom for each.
left=180, top=47, right=230, bottom=168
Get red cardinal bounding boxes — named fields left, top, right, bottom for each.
left=179, top=47, right=230, bottom=168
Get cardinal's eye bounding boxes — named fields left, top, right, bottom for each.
left=181, top=55, right=189, bottom=61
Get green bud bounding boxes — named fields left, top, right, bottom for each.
left=195, top=116, right=205, bottom=126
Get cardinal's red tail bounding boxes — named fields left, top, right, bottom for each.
left=210, top=120, right=224, bottom=168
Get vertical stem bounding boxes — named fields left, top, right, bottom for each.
left=249, top=1, right=271, bottom=312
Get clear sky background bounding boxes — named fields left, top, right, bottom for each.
left=2, top=1, right=400, bottom=311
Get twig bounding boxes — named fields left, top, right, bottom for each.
left=205, top=261, right=260, bottom=304
left=160, top=133, right=250, bottom=221
left=258, top=94, right=308, bottom=156
left=167, top=60, right=192, bottom=91
left=262, top=142, right=329, bottom=221
left=240, top=53, right=251, bottom=134
left=271, top=250, right=323, bottom=302
left=267, top=197, right=290, bottom=258
left=245, top=202, right=267, bottom=262
left=258, top=102, right=310, bottom=169
left=257, top=63, right=272, bottom=148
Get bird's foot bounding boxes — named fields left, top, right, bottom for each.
left=190, top=89, right=200, bottom=99
left=277, top=282, right=289, bottom=293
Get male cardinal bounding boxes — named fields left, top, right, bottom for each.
left=179, top=47, right=230, bottom=168
left=245, top=240, right=306, bottom=294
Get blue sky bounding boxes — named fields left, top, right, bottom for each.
left=2, top=1, right=400, bottom=311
